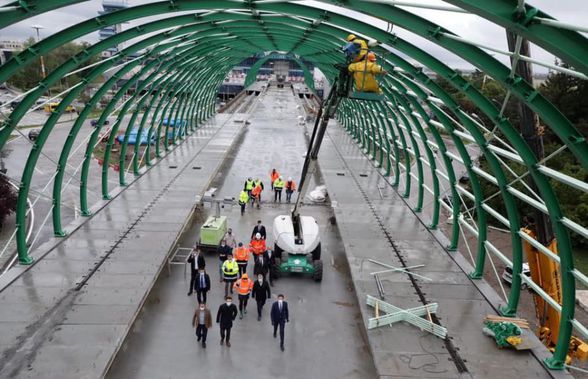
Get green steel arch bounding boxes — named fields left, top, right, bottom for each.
left=0, top=0, right=586, bottom=370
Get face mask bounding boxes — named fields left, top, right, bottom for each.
left=258, top=277, right=263, bottom=282
left=200, top=307, right=205, bottom=311
left=226, top=301, right=232, bottom=306
left=278, top=299, right=283, bottom=304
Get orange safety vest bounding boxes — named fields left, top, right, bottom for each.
left=234, top=278, right=253, bottom=295
left=249, top=239, right=267, bottom=255
left=251, top=184, right=262, bottom=198
left=286, top=180, right=297, bottom=191
left=233, top=246, right=249, bottom=262
left=270, top=171, right=280, bottom=184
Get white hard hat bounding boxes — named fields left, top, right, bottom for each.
left=288, top=177, right=292, bottom=181
left=279, top=176, right=283, bottom=180
left=255, top=232, right=261, bottom=239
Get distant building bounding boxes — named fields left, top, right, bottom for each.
left=0, top=40, right=23, bottom=65
left=98, top=0, right=128, bottom=58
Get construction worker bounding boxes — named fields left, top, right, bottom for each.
left=348, top=52, right=387, bottom=94
left=273, top=176, right=285, bottom=202
left=253, top=178, right=264, bottom=203
left=238, top=189, right=249, bottom=216
left=217, top=239, right=232, bottom=282
left=234, top=273, right=254, bottom=319
left=285, top=177, right=297, bottom=203
left=250, top=232, right=267, bottom=258
left=251, top=181, right=263, bottom=209
left=222, top=253, right=239, bottom=297
left=233, top=242, right=250, bottom=277
left=343, top=34, right=368, bottom=63
left=244, top=177, right=254, bottom=198
left=270, top=169, right=280, bottom=190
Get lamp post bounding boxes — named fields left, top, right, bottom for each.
left=31, top=25, right=46, bottom=78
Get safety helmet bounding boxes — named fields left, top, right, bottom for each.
left=367, top=52, right=377, bottom=62
left=346, top=34, right=356, bottom=42
left=255, top=232, right=261, bottom=239
left=288, top=177, right=292, bottom=181
left=279, top=176, right=283, bottom=180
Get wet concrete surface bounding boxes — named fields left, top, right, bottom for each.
left=106, top=86, right=377, bottom=379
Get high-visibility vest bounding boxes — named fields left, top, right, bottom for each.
left=234, top=278, right=253, bottom=295
left=286, top=180, right=297, bottom=191
left=233, top=246, right=249, bottom=262
left=254, top=180, right=263, bottom=189
left=252, top=184, right=262, bottom=198
left=250, top=239, right=267, bottom=255
left=270, top=171, right=280, bottom=184
left=239, top=191, right=249, bottom=204
left=222, top=260, right=239, bottom=276
left=273, top=179, right=285, bottom=189
left=245, top=179, right=254, bottom=191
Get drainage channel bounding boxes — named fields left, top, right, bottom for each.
left=327, top=129, right=470, bottom=375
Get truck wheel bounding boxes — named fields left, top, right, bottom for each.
left=311, top=243, right=321, bottom=261
left=273, top=258, right=282, bottom=278
left=313, top=260, right=323, bottom=282
left=274, top=243, right=283, bottom=259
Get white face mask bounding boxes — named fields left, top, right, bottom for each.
left=200, top=307, right=205, bottom=311
left=258, top=277, right=263, bottom=283
left=278, top=299, right=283, bottom=305
left=226, top=301, right=232, bottom=306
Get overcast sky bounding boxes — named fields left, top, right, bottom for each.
left=0, top=0, right=586, bottom=74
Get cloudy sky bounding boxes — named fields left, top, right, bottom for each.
left=0, top=0, right=586, bottom=74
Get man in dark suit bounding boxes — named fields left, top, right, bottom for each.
left=253, top=252, right=270, bottom=280
left=194, top=268, right=211, bottom=304
left=251, top=220, right=267, bottom=240
left=252, top=274, right=271, bottom=321
left=216, top=295, right=238, bottom=347
left=265, top=249, right=276, bottom=286
left=270, top=294, right=290, bottom=351
left=187, top=247, right=205, bottom=296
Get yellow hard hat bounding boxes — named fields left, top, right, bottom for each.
left=367, top=52, right=377, bottom=62
left=346, top=34, right=356, bottom=42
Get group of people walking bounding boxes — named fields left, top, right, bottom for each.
left=188, top=221, right=290, bottom=351
left=238, top=168, right=298, bottom=215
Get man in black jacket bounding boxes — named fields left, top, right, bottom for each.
left=194, top=268, right=211, bottom=304
left=216, top=296, right=238, bottom=347
left=270, top=294, right=290, bottom=351
left=253, top=252, right=270, bottom=280
left=217, top=240, right=232, bottom=283
left=252, top=274, right=271, bottom=321
left=251, top=220, right=266, bottom=240
left=187, top=247, right=205, bottom=296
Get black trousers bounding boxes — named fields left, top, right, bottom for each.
left=196, top=289, right=207, bottom=304
left=274, top=189, right=282, bottom=202
left=220, top=326, right=231, bottom=342
left=237, top=262, right=247, bottom=277
left=256, top=299, right=266, bottom=317
left=196, top=324, right=208, bottom=343
left=240, top=202, right=246, bottom=215
left=273, top=322, right=285, bottom=346
left=238, top=294, right=249, bottom=312
left=189, top=272, right=197, bottom=293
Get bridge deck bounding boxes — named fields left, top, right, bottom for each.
left=318, top=119, right=570, bottom=379
left=0, top=111, right=247, bottom=378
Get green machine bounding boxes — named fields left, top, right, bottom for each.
left=197, top=188, right=233, bottom=251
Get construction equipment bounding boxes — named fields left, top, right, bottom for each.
left=272, top=65, right=383, bottom=282
left=522, top=228, right=588, bottom=362
left=197, top=188, right=234, bottom=252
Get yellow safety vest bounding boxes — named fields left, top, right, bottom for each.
left=222, top=260, right=239, bottom=275
left=239, top=191, right=249, bottom=204
left=348, top=60, right=384, bottom=93
left=245, top=179, right=254, bottom=190
left=274, top=179, right=285, bottom=189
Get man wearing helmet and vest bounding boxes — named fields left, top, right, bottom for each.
left=273, top=176, right=285, bottom=202
left=233, top=273, right=254, bottom=319
left=233, top=242, right=250, bottom=277
left=348, top=52, right=387, bottom=93
left=238, top=189, right=249, bottom=216
left=250, top=232, right=267, bottom=257
left=343, top=34, right=368, bottom=62
left=222, top=253, right=239, bottom=297
left=285, top=177, right=297, bottom=203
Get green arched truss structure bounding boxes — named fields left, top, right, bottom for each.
left=243, top=52, right=316, bottom=91
left=0, top=0, right=587, bottom=370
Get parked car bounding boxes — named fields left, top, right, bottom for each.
left=90, top=119, right=110, bottom=127
left=28, top=129, right=40, bottom=141
left=501, top=263, right=532, bottom=289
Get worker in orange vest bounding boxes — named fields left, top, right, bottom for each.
left=250, top=232, right=267, bottom=257
left=233, top=273, right=254, bottom=319
left=251, top=182, right=263, bottom=209
left=270, top=168, right=280, bottom=190
left=233, top=242, right=250, bottom=277
left=285, top=177, right=297, bottom=203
